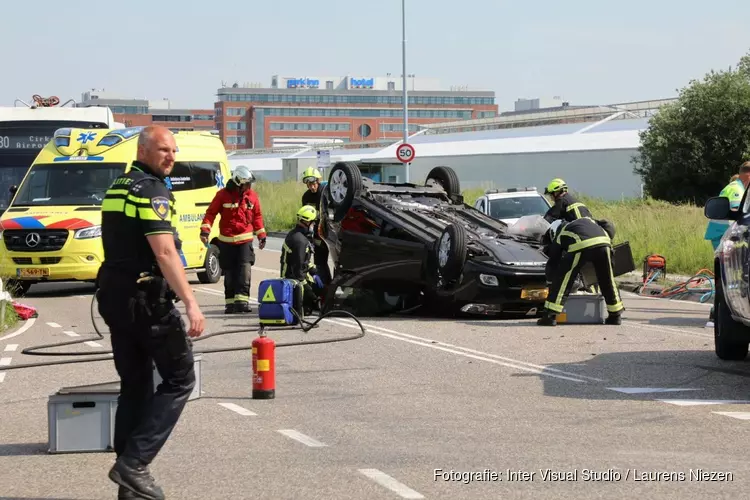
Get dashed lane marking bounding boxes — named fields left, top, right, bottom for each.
left=0, top=357, right=11, bottom=367
left=85, top=341, right=102, bottom=348
left=277, top=429, right=327, bottom=448
left=46, top=322, right=61, bottom=328
left=218, top=402, right=257, bottom=416
left=4, top=344, right=18, bottom=352
left=712, top=412, right=750, bottom=420
left=623, top=321, right=712, bottom=339
left=0, top=373, right=5, bottom=383
left=358, top=469, right=425, bottom=499
left=63, top=331, right=80, bottom=337
left=658, top=399, right=750, bottom=406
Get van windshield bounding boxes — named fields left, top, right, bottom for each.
left=11, top=162, right=127, bottom=207
left=489, top=196, right=551, bottom=220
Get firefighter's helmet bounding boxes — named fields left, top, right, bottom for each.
left=545, top=178, right=567, bottom=195
left=232, top=165, right=255, bottom=185
left=301, top=167, right=323, bottom=184
left=297, top=204, right=317, bottom=223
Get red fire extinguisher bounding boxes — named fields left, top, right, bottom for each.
left=252, top=330, right=275, bottom=399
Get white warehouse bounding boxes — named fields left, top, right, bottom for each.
left=228, top=117, right=650, bottom=201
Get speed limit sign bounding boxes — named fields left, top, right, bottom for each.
left=396, top=143, right=415, bottom=163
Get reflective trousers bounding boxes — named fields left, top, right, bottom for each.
left=97, top=273, right=195, bottom=466
left=219, top=241, right=255, bottom=306
left=544, top=245, right=624, bottom=315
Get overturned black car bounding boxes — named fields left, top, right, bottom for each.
left=317, top=162, right=555, bottom=317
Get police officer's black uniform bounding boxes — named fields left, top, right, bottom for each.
left=302, top=187, right=332, bottom=285
left=538, top=217, right=624, bottom=326
left=544, top=191, right=593, bottom=222
left=280, top=224, right=323, bottom=313
left=97, top=160, right=195, bottom=500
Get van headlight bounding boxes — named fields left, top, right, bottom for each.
left=74, top=225, right=102, bottom=239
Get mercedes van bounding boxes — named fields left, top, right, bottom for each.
left=0, top=126, right=229, bottom=295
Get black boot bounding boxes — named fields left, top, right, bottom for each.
left=109, top=456, right=165, bottom=500
left=119, top=485, right=142, bottom=499
left=225, top=303, right=235, bottom=314
left=537, top=312, right=557, bottom=326
left=234, top=302, right=251, bottom=313
left=605, top=313, right=622, bottom=325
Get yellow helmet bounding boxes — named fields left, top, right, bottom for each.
left=301, top=167, right=322, bottom=184
left=545, top=178, right=567, bottom=194
left=297, top=204, right=317, bottom=223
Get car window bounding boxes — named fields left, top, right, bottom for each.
left=166, top=161, right=221, bottom=192
left=489, top=196, right=549, bottom=219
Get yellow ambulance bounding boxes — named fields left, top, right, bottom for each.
left=0, top=126, right=229, bottom=295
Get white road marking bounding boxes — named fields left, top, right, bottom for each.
left=253, top=266, right=279, bottom=274
left=4, top=344, right=18, bottom=352
left=0, top=357, right=11, bottom=366
left=608, top=387, right=703, bottom=394
left=277, top=429, right=327, bottom=447
left=218, top=402, right=257, bottom=416
left=713, top=412, right=750, bottom=420
left=46, top=322, right=61, bottom=328
left=658, top=399, right=750, bottom=406
left=0, top=317, right=36, bottom=342
left=85, top=341, right=102, bottom=348
left=358, top=469, right=424, bottom=499
left=623, top=320, right=712, bottom=339
left=0, top=373, right=5, bottom=383
left=63, top=331, right=80, bottom=337
left=621, top=290, right=713, bottom=308
left=195, top=287, right=591, bottom=383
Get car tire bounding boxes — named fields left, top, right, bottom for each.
left=714, top=274, right=750, bottom=360
left=426, top=166, right=461, bottom=198
left=197, top=244, right=222, bottom=284
left=433, top=223, right=467, bottom=283
left=327, top=162, right=363, bottom=221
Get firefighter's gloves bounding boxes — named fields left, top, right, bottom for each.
left=259, top=237, right=267, bottom=250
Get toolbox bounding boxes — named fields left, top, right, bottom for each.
left=556, top=293, right=606, bottom=324
left=48, top=355, right=202, bottom=454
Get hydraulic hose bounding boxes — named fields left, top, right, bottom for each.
left=0, top=292, right=366, bottom=372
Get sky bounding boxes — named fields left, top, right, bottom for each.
left=2, top=0, right=749, bottom=112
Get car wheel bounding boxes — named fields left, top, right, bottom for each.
left=327, top=162, right=363, bottom=221
left=197, top=244, right=222, bottom=284
left=425, top=166, right=461, bottom=198
left=433, top=223, right=467, bottom=283
left=714, top=273, right=750, bottom=360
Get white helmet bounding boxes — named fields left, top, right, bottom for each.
left=548, top=219, right=563, bottom=241
left=232, top=165, right=255, bottom=185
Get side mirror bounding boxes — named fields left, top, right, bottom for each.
left=704, top=196, right=738, bottom=220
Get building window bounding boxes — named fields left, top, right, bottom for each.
left=357, top=124, right=372, bottom=138
left=326, top=81, right=334, bottom=89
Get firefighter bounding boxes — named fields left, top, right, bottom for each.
left=281, top=205, right=325, bottom=314
left=200, top=165, right=267, bottom=314
left=543, top=178, right=594, bottom=223
left=300, top=166, right=332, bottom=285
left=97, top=125, right=204, bottom=500
left=538, top=217, right=624, bottom=326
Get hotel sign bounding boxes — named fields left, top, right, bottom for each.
left=287, top=78, right=320, bottom=89
left=350, top=78, right=374, bottom=89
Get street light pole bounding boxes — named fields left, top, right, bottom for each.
left=402, top=0, right=409, bottom=183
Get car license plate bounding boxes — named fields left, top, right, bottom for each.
left=17, top=268, right=50, bottom=278
left=521, top=287, right=548, bottom=300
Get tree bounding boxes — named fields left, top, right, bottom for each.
left=632, top=50, right=750, bottom=204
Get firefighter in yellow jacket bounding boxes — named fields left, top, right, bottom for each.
left=538, top=217, right=624, bottom=326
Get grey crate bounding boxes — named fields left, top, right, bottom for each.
left=47, top=355, right=203, bottom=454
left=558, top=293, right=606, bottom=324
left=48, top=381, right=119, bottom=454
left=153, top=354, right=202, bottom=401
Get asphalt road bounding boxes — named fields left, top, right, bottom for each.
left=1, top=237, right=748, bottom=500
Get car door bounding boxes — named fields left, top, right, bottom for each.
left=723, top=189, right=750, bottom=319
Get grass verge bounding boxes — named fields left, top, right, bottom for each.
left=1, top=300, right=19, bottom=332
left=255, top=181, right=715, bottom=278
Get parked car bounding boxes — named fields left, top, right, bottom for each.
left=317, top=162, right=554, bottom=317
left=704, top=195, right=750, bottom=360
left=473, top=187, right=552, bottom=226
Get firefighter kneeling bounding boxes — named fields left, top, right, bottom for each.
left=281, top=205, right=325, bottom=315
left=538, top=217, right=624, bottom=326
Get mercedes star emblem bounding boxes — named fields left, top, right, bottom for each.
left=26, top=232, right=41, bottom=247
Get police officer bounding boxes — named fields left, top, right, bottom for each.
left=97, top=125, right=205, bottom=500
left=300, top=167, right=331, bottom=285
left=281, top=205, right=325, bottom=314
left=543, top=178, right=594, bottom=222
left=537, top=217, right=624, bottom=326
